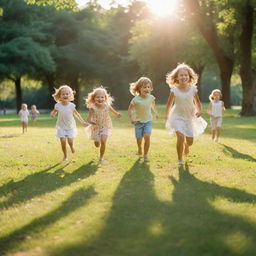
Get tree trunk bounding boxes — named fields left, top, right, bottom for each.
left=192, top=64, right=204, bottom=100
left=69, top=73, right=80, bottom=108
left=15, top=77, right=22, bottom=114
left=239, top=1, right=255, bottom=116
left=252, top=69, right=256, bottom=112
left=184, top=0, right=234, bottom=108
left=46, top=73, right=56, bottom=109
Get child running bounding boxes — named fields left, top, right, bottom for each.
left=128, top=77, right=158, bottom=162
left=165, top=63, right=207, bottom=165
left=50, top=85, right=87, bottom=161
left=31, top=105, right=40, bottom=125
left=85, top=87, right=121, bottom=163
left=207, top=89, right=225, bottom=142
left=18, top=103, right=29, bottom=134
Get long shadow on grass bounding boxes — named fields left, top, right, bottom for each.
left=222, top=144, right=256, bottom=162
left=51, top=161, right=256, bottom=256
left=0, top=161, right=98, bottom=210
left=0, top=186, right=96, bottom=255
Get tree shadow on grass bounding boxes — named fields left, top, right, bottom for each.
left=51, top=161, right=256, bottom=256
left=0, top=134, right=21, bottom=138
left=0, top=186, right=97, bottom=255
left=0, top=161, right=98, bottom=210
left=221, top=144, right=256, bottom=162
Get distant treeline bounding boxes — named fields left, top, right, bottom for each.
left=0, top=0, right=255, bottom=114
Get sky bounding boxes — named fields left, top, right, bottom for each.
left=75, top=0, right=177, bottom=17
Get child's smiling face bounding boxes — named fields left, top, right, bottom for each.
left=94, top=91, right=106, bottom=105
left=139, top=83, right=152, bottom=97
left=177, top=69, right=189, bottom=85
left=213, top=91, right=221, bottom=101
left=60, top=88, right=71, bottom=102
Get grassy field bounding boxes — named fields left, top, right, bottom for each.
left=0, top=106, right=256, bottom=256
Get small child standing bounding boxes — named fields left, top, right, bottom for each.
left=85, top=87, right=121, bottom=163
left=31, top=105, right=40, bottom=125
left=165, top=63, right=207, bottom=165
left=207, top=89, right=225, bottom=142
left=18, top=103, right=29, bottom=134
left=128, top=77, right=158, bottom=162
left=50, top=85, right=87, bottom=161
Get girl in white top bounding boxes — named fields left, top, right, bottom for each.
left=85, top=87, right=121, bottom=163
left=128, top=77, right=158, bottom=162
left=207, top=89, right=225, bottom=142
left=18, top=103, right=29, bottom=134
left=165, top=63, right=207, bottom=165
left=31, top=105, right=40, bottom=125
left=50, top=85, right=88, bottom=161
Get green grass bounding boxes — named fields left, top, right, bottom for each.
left=0, top=106, right=256, bottom=256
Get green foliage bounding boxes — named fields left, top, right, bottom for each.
left=26, top=0, right=78, bottom=10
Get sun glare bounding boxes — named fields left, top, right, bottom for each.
left=147, top=0, right=177, bottom=17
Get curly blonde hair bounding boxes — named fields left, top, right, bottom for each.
left=166, top=63, right=198, bottom=88
left=129, top=77, right=153, bottom=96
left=85, top=86, right=114, bottom=108
left=209, top=89, right=222, bottom=101
left=52, top=85, right=75, bottom=102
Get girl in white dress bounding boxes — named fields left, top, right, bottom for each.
left=18, top=103, right=29, bottom=134
left=165, top=63, right=207, bottom=165
left=50, top=85, right=88, bottom=161
left=85, top=87, right=121, bottom=163
left=207, top=89, right=225, bottom=142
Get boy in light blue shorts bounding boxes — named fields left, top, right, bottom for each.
left=128, top=77, right=158, bottom=162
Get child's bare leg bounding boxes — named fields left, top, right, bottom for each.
left=67, top=138, right=75, bottom=153
left=212, top=129, right=216, bottom=140
left=24, top=122, right=28, bottom=132
left=21, top=122, right=25, bottom=133
left=60, top=138, right=68, bottom=160
left=136, top=138, right=143, bottom=155
left=94, top=141, right=100, bottom=147
left=176, top=132, right=185, bottom=162
left=184, top=137, right=193, bottom=155
left=100, top=135, right=108, bottom=159
left=216, top=127, right=220, bottom=139
left=143, top=133, right=151, bottom=160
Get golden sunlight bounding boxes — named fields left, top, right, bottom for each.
left=147, top=0, right=177, bottom=17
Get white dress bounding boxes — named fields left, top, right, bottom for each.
left=19, top=110, right=29, bottom=122
left=166, top=85, right=207, bottom=137
left=54, top=102, right=77, bottom=138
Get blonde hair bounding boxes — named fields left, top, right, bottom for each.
left=31, top=105, right=37, bottom=109
left=21, top=103, right=28, bottom=110
left=52, top=85, right=75, bottom=102
left=129, top=77, right=153, bottom=96
left=166, top=63, right=198, bottom=88
left=85, top=86, right=113, bottom=108
left=209, top=89, right=222, bottom=101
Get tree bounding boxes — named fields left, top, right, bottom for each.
left=182, top=0, right=236, bottom=108
left=0, top=0, right=55, bottom=112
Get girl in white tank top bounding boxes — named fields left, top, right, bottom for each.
left=207, top=89, right=225, bottom=142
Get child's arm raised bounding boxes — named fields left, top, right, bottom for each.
left=165, top=92, right=175, bottom=120
left=207, top=102, right=212, bottom=115
left=73, top=109, right=88, bottom=127
left=50, top=109, right=58, bottom=117
left=109, top=106, right=121, bottom=118
left=194, top=94, right=202, bottom=117
left=87, top=108, right=97, bottom=125
left=222, top=101, right=226, bottom=111
left=128, top=103, right=136, bottom=124
left=151, top=100, right=159, bottom=119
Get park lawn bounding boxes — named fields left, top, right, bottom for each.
left=0, top=106, right=256, bottom=256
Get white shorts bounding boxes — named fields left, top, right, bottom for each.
left=56, top=128, right=77, bottom=139
left=210, top=116, right=222, bottom=129
left=20, top=117, right=28, bottom=122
